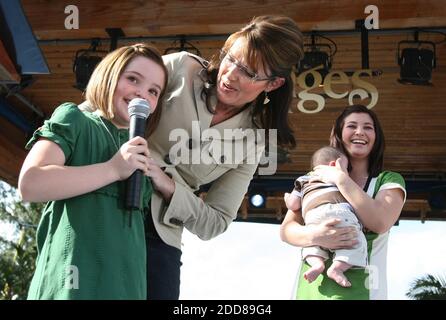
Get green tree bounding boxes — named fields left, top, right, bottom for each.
left=406, top=273, right=446, bottom=300
left=0, top=181, right=44, bottom=300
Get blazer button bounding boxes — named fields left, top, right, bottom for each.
left=187, top=138, right=195, bottom=149
left=220, top=155, right=226, bottom=164
left=164, top=154, right=172, bottom=165
left=169, top=218, right=183, bottom=226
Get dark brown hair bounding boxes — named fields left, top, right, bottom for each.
left=311, top=146, right=346, bottom=168
left=204, top=15, right=304, bottom=148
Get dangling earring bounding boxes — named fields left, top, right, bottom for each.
left=263, top=92, right=270, bottom=105
left=204, top=81, right=212, bottom=89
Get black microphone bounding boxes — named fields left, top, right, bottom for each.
left=125, top=98, right=152, bottom=210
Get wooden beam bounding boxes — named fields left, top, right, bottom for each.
left=402, top=199, right=432, bottom=223
left=0, top=132, right=26, bottom=187
left=21, top=0, right=446, bottom=39
left=236, top=196, right=444, bottom=222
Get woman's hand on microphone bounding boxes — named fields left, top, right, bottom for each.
left=108, top=136, right=151, bottom=181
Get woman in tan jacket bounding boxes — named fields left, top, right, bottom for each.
left=143, top=15, right=304, bottom=299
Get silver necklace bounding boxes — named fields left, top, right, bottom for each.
left=96, top=112, right=120, bottom=152
left=95, top=112, right=133, bottom=226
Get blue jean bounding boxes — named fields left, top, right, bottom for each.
left=145, top=214, right=182, bottom=300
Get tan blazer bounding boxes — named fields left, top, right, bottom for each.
left=148, top=52, right=265, bottom=249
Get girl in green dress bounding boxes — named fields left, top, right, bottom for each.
left=19, top=44, right=170, bottom=299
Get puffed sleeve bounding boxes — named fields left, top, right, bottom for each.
left=26, top=102, right=84, bottom=162
left=375, top=171, right=407, bottom=203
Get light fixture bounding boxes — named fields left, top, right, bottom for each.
left=164, top=35, right=201, bottom=56
left=397, top=31, right=437, bottom=86
left=297, top=33, right=337, bottom=87
left=73, top=39, right=108, bottom=91
left=249, top=190, right=266, bottom=208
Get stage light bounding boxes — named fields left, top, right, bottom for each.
left=248, top=190, right=267, bottom=209
left=297, top=33, right=336, bottom=87
left=397, top=32, right=436, bottom=86
left=73, top=55, right=102, bottom=91
left=164, top=35, right=201, bottom=56
left=398, top=46, right=436, bottom=85
left=299, top=51, right=331, bottom=73
left=250, top=194, right=265, bottom=208
left=73, top=39, right=108, bottom=91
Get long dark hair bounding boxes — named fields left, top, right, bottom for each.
left=330, top=104, right=385, bottom=177
left=204, top=15, right=304, bottom=148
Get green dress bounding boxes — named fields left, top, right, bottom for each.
left=295, top=171, right=406, bottom=300
left=26, top=103, right=152, bottom=300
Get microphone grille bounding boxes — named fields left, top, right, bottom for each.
left=128, top=98, right=152, bottom=119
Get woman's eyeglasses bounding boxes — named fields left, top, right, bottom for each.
left=220, top=50, right=275, bottom=83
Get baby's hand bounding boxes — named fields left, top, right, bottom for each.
left=284, top=192, right=301, bottom=211
left=337, top=156, right=348, bottom=172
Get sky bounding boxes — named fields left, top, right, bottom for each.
left=0, top=222, right=20, bottom=243
left=179, top=220, right=446, bottom=300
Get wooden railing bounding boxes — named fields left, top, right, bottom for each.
left=236, top=196, right=435, bottom=223
left=402, top=199, right=432, bottom=223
